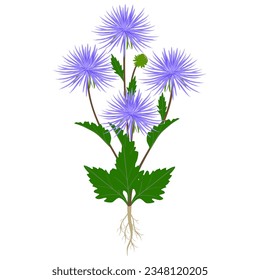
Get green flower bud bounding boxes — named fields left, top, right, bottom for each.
left=134, top=54, right=148, bottom=68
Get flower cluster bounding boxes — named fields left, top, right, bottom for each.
left=58, top=5, right=201, bottom=136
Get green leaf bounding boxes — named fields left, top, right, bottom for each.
left=110, top=134, right=141, bottom=197
left=85, top=131, right=141, bottom=204
left=75, top=122, right=111, bottom=146
left=147, top=119, right=179, bottom=148
left=109, top=124, right=128, bottom=144
left=132, top=167, right=175, bottom=203
left=111, top=55, right=124, bottom=80
left=127, top=76, right=137, bottom=94
left=84, top=166, right=127, bottom=203
left=157, top=93, right=167, bottom=120
left=134, top=54, right=148, bottom=68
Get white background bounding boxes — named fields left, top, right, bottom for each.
left=1, top=0, right=260, bottom=279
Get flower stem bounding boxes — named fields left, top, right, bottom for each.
left=139, top=147, right=151, bottom=169
left=164, top=88, right=173, bottom=121
left=130, top=123, right=135, bottom=141
left=87, top=86, right=117, bottom=158
left=88, top=87, right=100, bottom=125
left=109, top=142, right=117, bottom=158
left=130, top=66, right=136, bottom=81
left=123, top=54, right=129, bottom=136
left=123, top=55, right=126, bottom=97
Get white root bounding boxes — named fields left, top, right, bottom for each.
left=118, top=206, right=142, bottom=255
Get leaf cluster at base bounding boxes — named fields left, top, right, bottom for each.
left=85, top=129, right=174, bottom=204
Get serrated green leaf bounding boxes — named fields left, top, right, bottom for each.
left=147, top=119, right=179, bottom=148
left=157, top=93, right=167, bottom=120
left=109, top=124, right=128, bottom=144
left=75, top=122, right=111, bottom=146
left=111, top=55, right=124, bottom=80
left=127, top=76, right=137, bottom=94
left=132, top=167, right=175, bottom=203
left=84, top=166, right=127, bottom=203
left=85, top=131, right=140, bottom=204
left=111, top=134, right=140, bottom=197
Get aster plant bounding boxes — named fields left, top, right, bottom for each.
left=57, top=5, right=201, bottom=254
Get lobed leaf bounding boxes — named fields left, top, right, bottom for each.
left=85, top=166, right=127, bottom=203
left=111, top=55, right=124, bottom=80
left=111, top=133, right=140, bottom=197
left=85, top=129, right=141, bottom=204
left=84, top=124, right=176, bottom=205
left=132, top=167, right=175, bottom=203
left=109, top=124, right=129, bottom=144
left=75, top=122, right=111, bottom=146
left=147, top=119, right=179, bottom=148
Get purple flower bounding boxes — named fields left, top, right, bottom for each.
left=95, top=5, right=154, bottom=54
left=103, top=91, right=160, bottom=137
left=57, top=45, right=114, bottom=94
left=143, top=48, right=201, bottom=96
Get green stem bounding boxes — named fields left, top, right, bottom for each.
left=88, top=87, right=117, bottom=158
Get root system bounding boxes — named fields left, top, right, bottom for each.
left=119, top=206, right=142, bottom=255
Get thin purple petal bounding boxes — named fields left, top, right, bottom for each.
left=143, top=48, right=202, bottom=96
left=57, top=45, right=115, bottom=94
left=95, top=5, right=154, bottom=54
left=102, top=91, right=160, bottom=136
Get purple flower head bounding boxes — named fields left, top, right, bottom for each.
left=103, top=91, right=160, bottom=137
left=143, top=48, right=202, bottom=96
left=57, top=45, right=115, bottom=94
left=95, top=5, right=154, bottom=54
